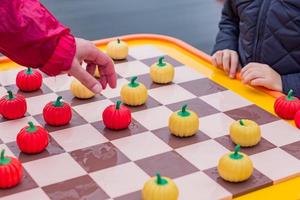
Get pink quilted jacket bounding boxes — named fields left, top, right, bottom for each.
left=0, top=0, right=76, bottom=76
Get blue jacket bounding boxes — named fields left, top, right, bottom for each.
left=213, top=0, right=300, bottom=97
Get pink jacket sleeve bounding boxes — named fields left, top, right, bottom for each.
left=0, top=0, right=76, bottom=76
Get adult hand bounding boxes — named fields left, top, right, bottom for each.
left=67, top=38, right=117, bottom=94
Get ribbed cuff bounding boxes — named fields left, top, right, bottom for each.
left=40, top=34, right=76, bottom=76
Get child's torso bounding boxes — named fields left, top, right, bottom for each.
left=236, top=0, right=300, bottom=74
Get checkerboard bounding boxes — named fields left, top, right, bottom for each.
left=1, top=45, right=300, bottom=200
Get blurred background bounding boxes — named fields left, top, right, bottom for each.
left=41, top=0, right=223, bottom=54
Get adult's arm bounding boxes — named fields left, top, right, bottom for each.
left=0, top=0, right=75, bottom=76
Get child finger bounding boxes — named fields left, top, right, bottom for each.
left=242, top=71, right=260, bottom=84
left=99, top=75, right=108, bottom=90
left=229, top=54, right=239, bottom=78
left=211, top=56, right=218, bottom=67
left=250, top=78, right=268, bottom=87
left=215, top=51, right=223, bottom=68
left=222, top=51, right=230, bottom=73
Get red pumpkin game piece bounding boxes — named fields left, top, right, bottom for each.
left=295, top=110, right=300, bottom=129
left=0, top=90, right=27, bottom=120
left=17, top=121, right=49, bottom=154
left=0, top=149, right=23, bottom=189
left=102, top=100, right=131, bottom=130
left=43, top=96, right=72, bottom=126
left=16, top=67, right=42, bottom=92
left=274, top=89, right=300, bottom=119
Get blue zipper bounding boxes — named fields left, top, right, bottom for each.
left=253, top=0, right=271, bottom=62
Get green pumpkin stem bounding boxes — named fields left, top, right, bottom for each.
left=158, top=56, right=166, bottom=67
left=178, top=104, right=190, bottom=117
left=230, top=145, right=243, bottom=160
left=26, top=121, right=37, bottom=132
left=53, top=96, right=63, bottom=107
left=116, top=100, right=122, bottom=110
left=129, top=76, right=139, bottom=88
left=239, top=120, right=244, bottom=126
left=117, top=38, right=121, bottom=44
left=156, top=173, right=168, bottom=185
left=287, top=89, right=294, bottom=101
left=7, top=90, right=14, bottom=100
left=0, top=150, right=11, bottom=165
left=26, top=67, right=33, bottom=75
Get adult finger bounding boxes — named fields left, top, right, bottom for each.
left=69, top=60, right=102, bottom=94
left=229, top=52, right=239, bottom=78
left=86, top=63, right=97, bottom=76
left=99, top=73, right=108, bottom=90
left=85, top=46, right=117, bottom=88
left=222, top=50, right=230, bottom=73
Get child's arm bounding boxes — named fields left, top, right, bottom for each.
left=0, top=0, right=116, bottom=93
left=212, top=0, right=239, bottom=54
left=211, top=0, right=240, bottom=78
left=281, top=74, right=300, bottom=97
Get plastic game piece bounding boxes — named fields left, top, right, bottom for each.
left=94, top=67, right=101, bottom=78
left=0, top=149, right=23, bottom=189
left=17, top=121, right=49, bottom=154
left=106, top=38, right=128, bottom=60
left=168, top=104, right=199, bottom=137
left=229, top=119, right=261, bottom=147
left=274, top=89, right=300, bottom=119
left=218, top=145, right=253, bottom=182
left=120, top=76, right=148, bottom=106
left=150, top=56, right=175, bottom=84
left=295, top=110, right=300, bottom=129
left=43, top=96, right=72, bottom=126
left=142, top=173, right=179, bottom=200
left=70, top=79, right=95, bottom=99
left=16, top=67, right=42, bottom=92
left=0, top=90, right=27, bottom=120
left=102, top=100, right=132, bottom=130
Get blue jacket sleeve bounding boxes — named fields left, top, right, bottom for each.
left=281, top=73, right=300, bottom=98
left=212, top=0, right=239, bottom=54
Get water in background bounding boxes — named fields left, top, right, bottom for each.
left=41, top=0, right=222, bottom=53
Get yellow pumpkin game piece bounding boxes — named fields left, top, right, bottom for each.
left=106, top=38, right=128, bottom=60
left=150, top=56, right=174, bottom=84
left=169, top=104, right=199, bottom=137
left=142, top=173, right=179, bottom=200
left=70, top=79, right=95, bottom=99
left=230, top=119, right=261, bottom=147
left=120, top=76, right=148, bottom=106
left=94, top=67, right=101, bottom=78
left=218, top=145, right=253, bottom=182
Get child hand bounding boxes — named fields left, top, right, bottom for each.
left=67, top=38, right=117, bottom=94
left=240, top=62, right=282, bottom=91
left=212, top=49, right=240, bottom=79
